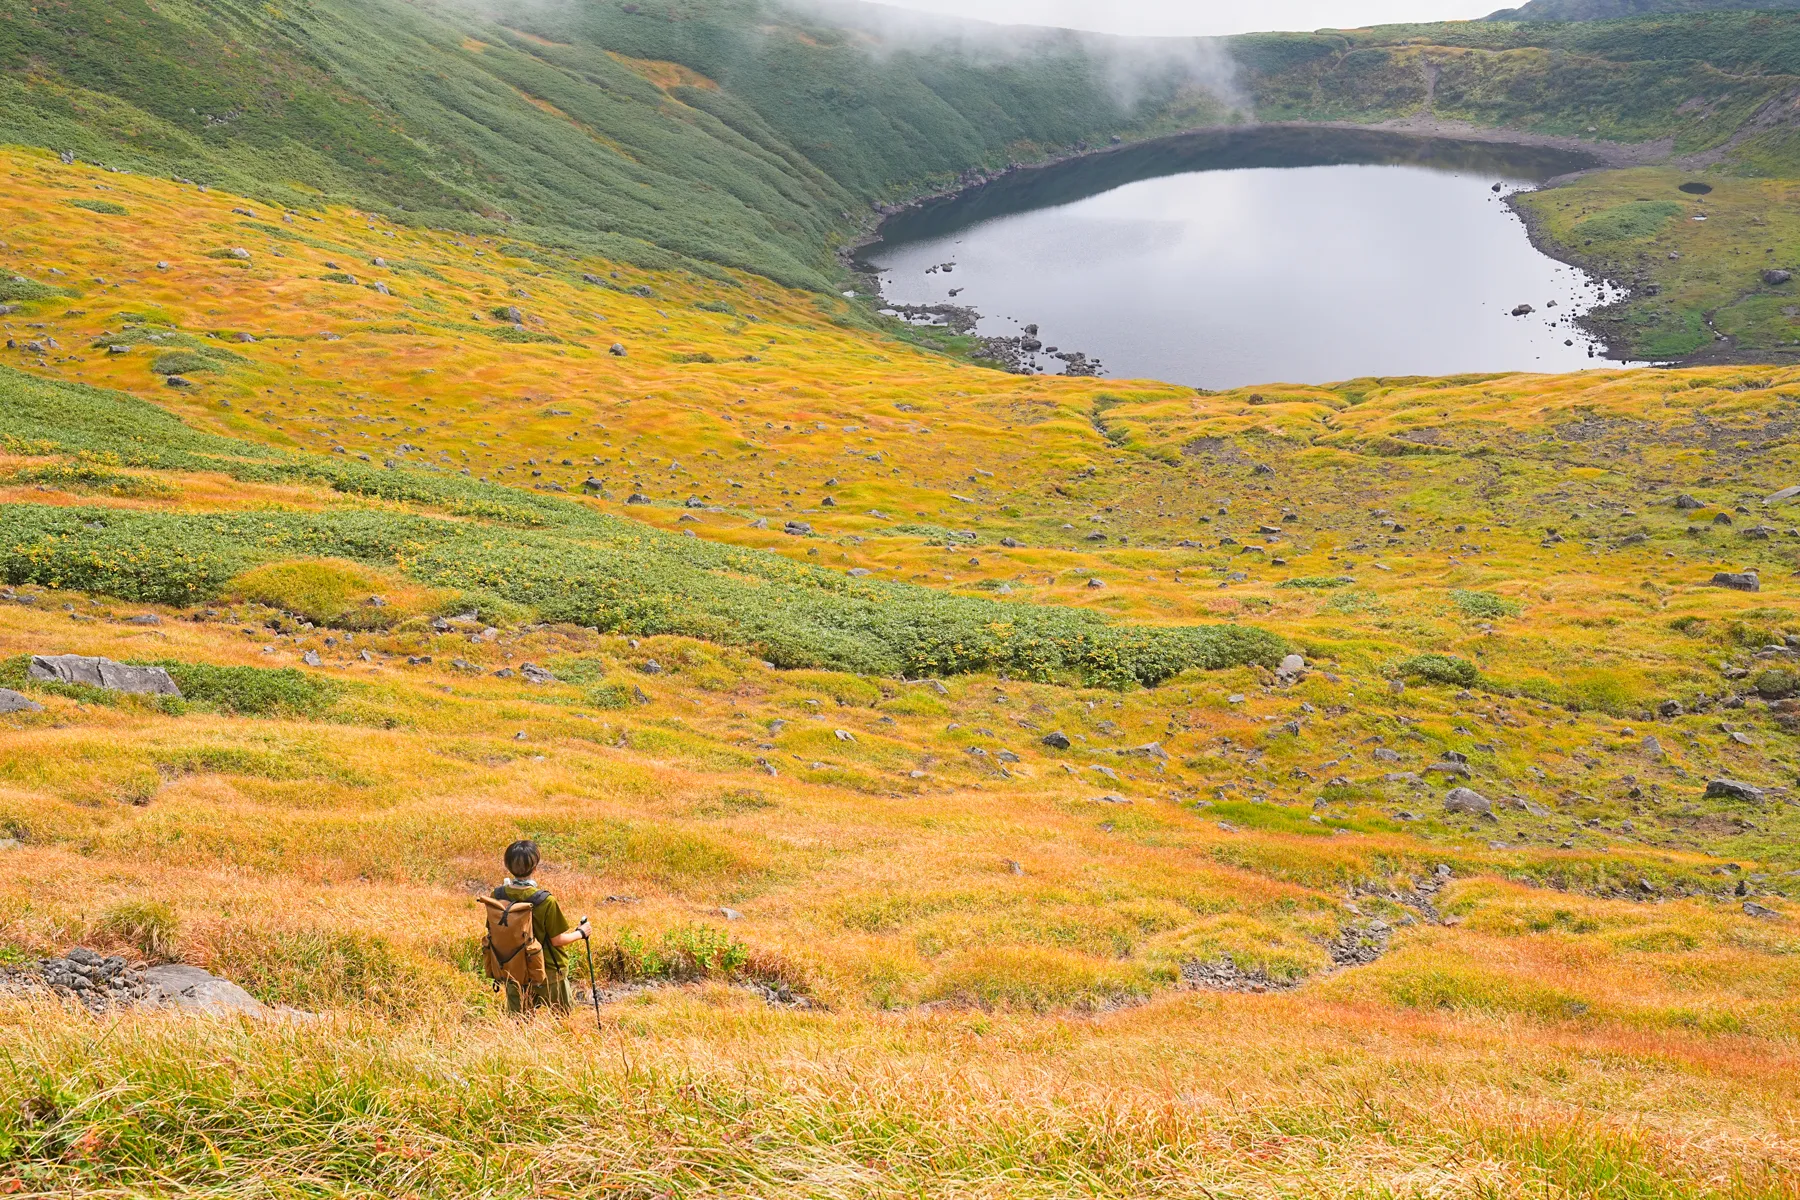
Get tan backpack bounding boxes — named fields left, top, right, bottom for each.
left=478, top=888, right=548, bottom=993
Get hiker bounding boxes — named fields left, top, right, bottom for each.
left=479, top=839, right=590, bottom=1014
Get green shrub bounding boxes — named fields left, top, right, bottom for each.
left=319, top=271, right=359, bottom=284
left=486, top=327, right=562, bottom=344
left=585, top=684, right=637, bottom=709
left=144, top=661, right=340, bottom=717
left=695, top=300, right=736, bottom=313
left=0, top=276, right=74, bottom=305
left=1752, top=667, right=1800, bottom=700
left=1397, top=654, right=1480, bottom=687
left=67, top=198, right=128, bottom=216
left=1278, top=576, right=1355, bottom=589
left=1453, top=590, right=1522, bottom=619
left=598, top=923, right=749, bottom=982
left=150, top=350, right=217, bottom=376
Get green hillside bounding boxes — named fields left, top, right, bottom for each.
left=0, top=0, right=1219, bottom=289
left=9, top=0, right=1800, bottom=300
left=1491, top=0, right=1800, bottom=20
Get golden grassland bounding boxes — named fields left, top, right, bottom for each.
left=0, top=146, right=1798, bottom=1195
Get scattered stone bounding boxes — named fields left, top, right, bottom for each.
left=639, top=660, right=663, bottom=676
left=1744, top=901, right=1781, bottom=919
left=1705, top=778, right=1764, bottom=802
left=609, top=343, right=627, bottom=356
left=626, top=493, right=651, bottom=505
left=1041, top=731, right=1071, bottom=750
left=301, top=650, right=322, bottom=667
left=1712, top=572, right=1760, bottom=592
left=1674, top=494, right=1704, bottom=510
left=1763, top=269, right=1792, bottom=286
left=521, top=663, right=556, bottom=685
left=28, top=655, right=180, bottom=696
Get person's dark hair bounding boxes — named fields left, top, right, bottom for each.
left=504, top=839, right=541, bottom=879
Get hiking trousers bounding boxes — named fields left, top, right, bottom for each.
left=505, top=968, right=572, bottom=1014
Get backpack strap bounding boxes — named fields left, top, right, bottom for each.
left=492, top=887, right=553, bottom=907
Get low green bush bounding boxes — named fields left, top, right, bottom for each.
left=144, top=661, right=341, bottom=717
left=1452, top=590, right=1522, bottom=619
left=598, top=923, right=749, bottom=982
left=67, top=198, right=128, bottom=216
left=150, top=350, right=217, bottom=376
left=1397, top=653, right=1480, bottom=687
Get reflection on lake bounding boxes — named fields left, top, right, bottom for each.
left=862, top=127, right=1636, bottom=389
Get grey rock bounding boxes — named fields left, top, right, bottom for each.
left=1705, top=778, right=1764, bottom=802
left=28, top=655, right=180, bottom=696
left=1763, top=269, right=1792, bottom=286
left=1712, top=572, right=1760, bottom=592
left=1125, top=742, right=1169, bottom=761
left=1658, top=700, right=1685, bottom=718
left=521, top=662, right=556, bottom=685
left=1674, top=494, right=1704, bottom=510
left=1373, top=747, right=1403, bottom=763
left=141, top=964, right=266, bottom=1016
left=609, top=343, right=627, bottom=356
left=1641, top=735, right=1665, bottom=758
left=625, top=493, right=651, bottom=505
left=1444, top=787, right=1492, bottom=816
left=1041, top=731, right=1072, bottom=750
left=1765, top=485, right=1800, bottom=506
left=1744, top=901, right=1781, bottom=919
left=301, top=650, right=322, bottom=667
left=639, top=660, right=663, bottom=676
left=0, top=689, right=42, bottom=714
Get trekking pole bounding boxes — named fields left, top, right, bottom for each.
left=582, top=918, right=601, bottom=1025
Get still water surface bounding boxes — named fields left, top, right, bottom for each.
left=863, top=129, right=1635, bottom=389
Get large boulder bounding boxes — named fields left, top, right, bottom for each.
left=1444, top=787, right=1493, bottom=816
left=140, top=964, right=266, bottom=1016
left=1711, top=572, right=1760, bottom=593
left=1705, top=778, right=1765, bottom=803
left=28, top=655, right=181, bottom=696
left=0, top=689, right=42, bottom=714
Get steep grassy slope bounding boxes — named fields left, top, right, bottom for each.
left=0, top=149, right=1796, bottom=1195
left=0, top=0, right=1227, bottom=290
